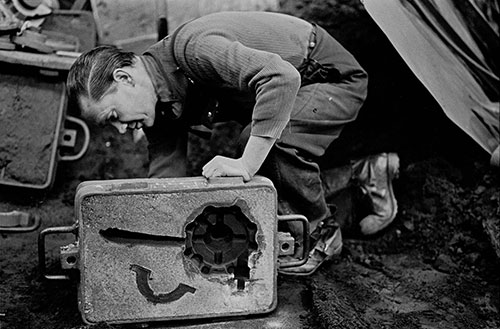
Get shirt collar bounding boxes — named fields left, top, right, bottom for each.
left=140, top=54, right=175, bottom=103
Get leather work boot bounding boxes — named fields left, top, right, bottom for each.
left=352, top=153, right=399, bottom=235
left=278, top=217, right=342, bottom=276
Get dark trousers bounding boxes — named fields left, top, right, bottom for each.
left=258, top=143, right=330, bottom=230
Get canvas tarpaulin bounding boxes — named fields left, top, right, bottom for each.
left=362, top=0, right=499, bottom=165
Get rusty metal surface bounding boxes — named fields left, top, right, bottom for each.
left=74, top=176, right=278, bottom=325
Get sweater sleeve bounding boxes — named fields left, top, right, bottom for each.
left=181, top=34, right=301, bottom=139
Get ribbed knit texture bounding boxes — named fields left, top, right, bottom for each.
left=172, top=11, right=312, bottom=139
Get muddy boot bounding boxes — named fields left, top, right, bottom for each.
left=278, top=215, right=342, bottom=276
left=353, top=153, right=399, bottom=235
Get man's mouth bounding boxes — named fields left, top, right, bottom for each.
left=127, top=121, right=143, bottom=130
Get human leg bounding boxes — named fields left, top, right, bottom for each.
left=256, top=82, right=360, bottom=275
left=238, top=76, right=365, bottom=275
left=256, top=143, right=343, bottom=276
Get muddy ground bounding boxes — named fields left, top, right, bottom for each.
left=1, top=0, right=499, bottom=328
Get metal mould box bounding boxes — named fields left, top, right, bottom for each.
left=0, top=70, right=66, bottom=189
left=70, top=176, right=280, bottom=325
left=0, top=69, right=88, bottom=190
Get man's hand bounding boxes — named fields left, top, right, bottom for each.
left=202, top=135, right=277, bottom=182
left=202, top=156, right=252, bottom=181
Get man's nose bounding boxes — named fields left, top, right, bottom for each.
left=111, top=121, right=128, bottom=134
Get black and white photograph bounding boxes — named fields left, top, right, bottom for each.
left=0, top=0, right=498, bottom=328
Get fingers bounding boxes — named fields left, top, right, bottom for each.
left=201, top=157, right=219, bottom=178
left=202, top=164, right=221, bottom=178
left=202, top=156, right=251, bottom=181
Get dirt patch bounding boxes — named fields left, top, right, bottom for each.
left=0, top=67, right=64, bottom=187
left=308, top=253, right=499, bottom=329
left=313, top=157, right=499, bottom=328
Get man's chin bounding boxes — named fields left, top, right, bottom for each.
left=145, top=116, right=155, bottom=127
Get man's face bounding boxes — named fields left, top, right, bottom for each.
left=80, top=69, right=156, bottom=134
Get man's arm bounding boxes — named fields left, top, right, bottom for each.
left=185, top=35, right=301, bottom=180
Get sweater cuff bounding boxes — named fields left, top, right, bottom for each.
left=251, top=119, right=289, bottom=139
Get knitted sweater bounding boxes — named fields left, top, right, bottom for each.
left=143, top=11, right=365, bottom=177
left=147, top=11, right=313, bottom=137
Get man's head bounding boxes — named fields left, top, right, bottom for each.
left=67, top=46, right=157, bottom=133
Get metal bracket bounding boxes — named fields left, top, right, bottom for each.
left=60, top=128, right=77, bottom=148
left=59, top=115, right=90, bottom=162
left=60, top=241, right=79, bottom=270
left=277, top=214, right=310, bottom=268
left=38, top=224, right=78, bottom=280
left=277, top=231, right=295, bottom=256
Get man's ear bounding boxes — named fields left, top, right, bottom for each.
left=112, top=68, right=134, bottom=86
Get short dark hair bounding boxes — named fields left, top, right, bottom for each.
left=66, top=46, right=136, bottom=104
